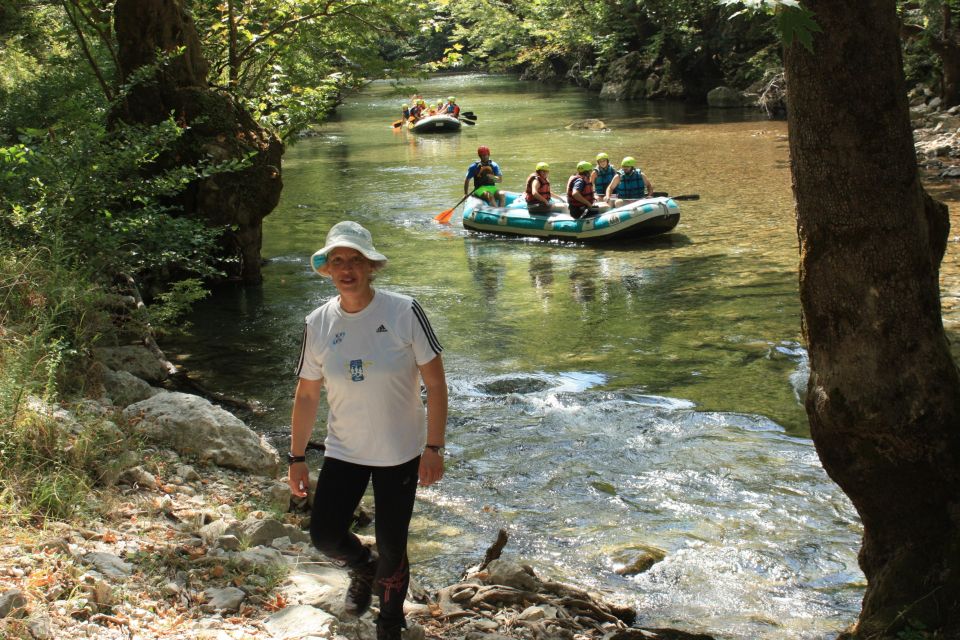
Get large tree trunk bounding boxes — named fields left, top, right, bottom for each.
left=783, top=1, right=960, bottom=637
left=112, top=0, right=282, bottom=285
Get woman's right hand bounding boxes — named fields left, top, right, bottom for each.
left=288, top=462, right=310, bottom=498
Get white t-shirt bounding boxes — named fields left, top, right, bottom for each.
left=295, top=289, right=443, bottom=466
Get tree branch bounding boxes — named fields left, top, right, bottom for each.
left=70, top=0, right=119, bottom=71
left=61, top=0, right=115, bottom=101
left=234, top=0, right=351, bottom=64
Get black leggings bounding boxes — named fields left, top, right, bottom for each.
left=310, top=455, right=420, bottom=623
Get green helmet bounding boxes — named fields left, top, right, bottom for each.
left=621, top=156, right=636, bottom=168
left=596, top=152, right=609, bottom=161
left=577, top=160, right=594, bottom=173
left=402, top=103, right=409, bottom=108
left=536, top=162, right=550, bottom=171
left=448, top=96, right=456, bottom=103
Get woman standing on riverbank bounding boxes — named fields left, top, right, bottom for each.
left=287, top=221, right=448, bottom=640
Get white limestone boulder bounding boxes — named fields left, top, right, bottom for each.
left=93, top=345, right=170, bottom=383
left=123, top=392, right=279, bottom=477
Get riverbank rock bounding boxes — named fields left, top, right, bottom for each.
left=92, top=345, right=171, bottom=383
left=263, top=604, right=337, bottom=638
left=706, top=86, right=747, bottom=108
left=0, top=588, right=27, bottom=618
left=599, top=51, right=664, bottom=101
left=566, top=118, right=608, bottom=131
left=123, top=391, right=280, bottom=476
left=199, top=513, right=310, bottom=549
left=99, top=366, right=161, bottom=408
left=202, top=586, right=246, bottom=612
left=912, top=92, right=960, bottom=181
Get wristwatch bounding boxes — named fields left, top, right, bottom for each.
left=425, top=444, right=445, bottom=455
left=287, top=452, right=306, bottom=465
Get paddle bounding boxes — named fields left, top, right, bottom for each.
left=651, top=191, right=700, bottom=201
left=392, top=119, right=403, bottom=128
left=459, top=117, right=476, bottom=126
left=435, top=188, right=479, bottom=223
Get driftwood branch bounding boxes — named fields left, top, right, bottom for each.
left=478, top=528, right=509, bottom=571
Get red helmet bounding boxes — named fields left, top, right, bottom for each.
left=477, top=145, right=491, bottom=157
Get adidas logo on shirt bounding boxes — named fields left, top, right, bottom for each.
left=376, top=325, right=388, bottom=333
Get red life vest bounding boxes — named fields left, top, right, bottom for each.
left=566, top=174, right=595, bottom=206
left=525, top=172, right=551, bottom=204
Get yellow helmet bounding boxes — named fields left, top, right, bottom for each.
left=448, top=96, right=456, bottom=103
left=535, top=162, right=550, bottom=171
left=576, top=160, right=593, bottom=173
left=621, top=156, right=636, bottom=167
left=596, top=152, right=609, bottom=161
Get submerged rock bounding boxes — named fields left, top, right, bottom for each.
left=566, top=118, right=608, bottom=131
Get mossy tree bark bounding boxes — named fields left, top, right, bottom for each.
left=784, top=1, right=960, bottom=637
left=113, top=0, right=283, bottom=285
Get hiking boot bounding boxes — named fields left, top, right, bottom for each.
left=344, top=555, right=378, bottom=616
left=376, top=619, right=404, bottom=640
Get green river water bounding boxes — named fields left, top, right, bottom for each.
left=167, top=74, right=868, bottom=639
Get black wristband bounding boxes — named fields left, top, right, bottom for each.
left=287, top=452, right=306, bottom=465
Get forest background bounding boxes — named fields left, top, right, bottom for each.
left=2, top=1, right=960, bottom=638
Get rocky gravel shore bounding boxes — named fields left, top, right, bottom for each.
left=0, top=346, right=713, bottom=640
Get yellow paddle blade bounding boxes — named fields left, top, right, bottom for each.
left=434, top=208, right=455, bottom=223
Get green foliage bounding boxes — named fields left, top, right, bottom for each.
left=188, top=0, right=425, bottom=134
left=0, top=45, right=106, bottom=142
left=0, top=251, right=105, bottom=400
left=721, top=0, right=821, bottom=52
left=775, top=5, right=821, bottom=52
left=0, top=120, right=226, bottom=282
left=0, top=252, right=131, bottom=522
left=150, top=278, right=209, bottom=336
left=246, top=72, right=344, bottom=141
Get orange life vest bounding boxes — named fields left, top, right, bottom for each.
left=525, top=172, right=551, bottom=204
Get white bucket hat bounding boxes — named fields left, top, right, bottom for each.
left=310, top=221, right=388, bottom=277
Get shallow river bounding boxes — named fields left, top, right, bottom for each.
left=164, top=73, right=954, bottom=638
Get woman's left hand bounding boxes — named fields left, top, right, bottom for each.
left=419, top=450, right=444, bottom=486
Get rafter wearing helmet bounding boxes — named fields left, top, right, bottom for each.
left=464, top=145, right=505, bottom=208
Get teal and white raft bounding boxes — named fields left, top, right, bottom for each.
left=462, top=191, right=680, bottom=241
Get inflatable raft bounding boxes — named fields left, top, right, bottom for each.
left=462, top=192, right=680, bottom=241
left=409, top=114, right=462, bottom=133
